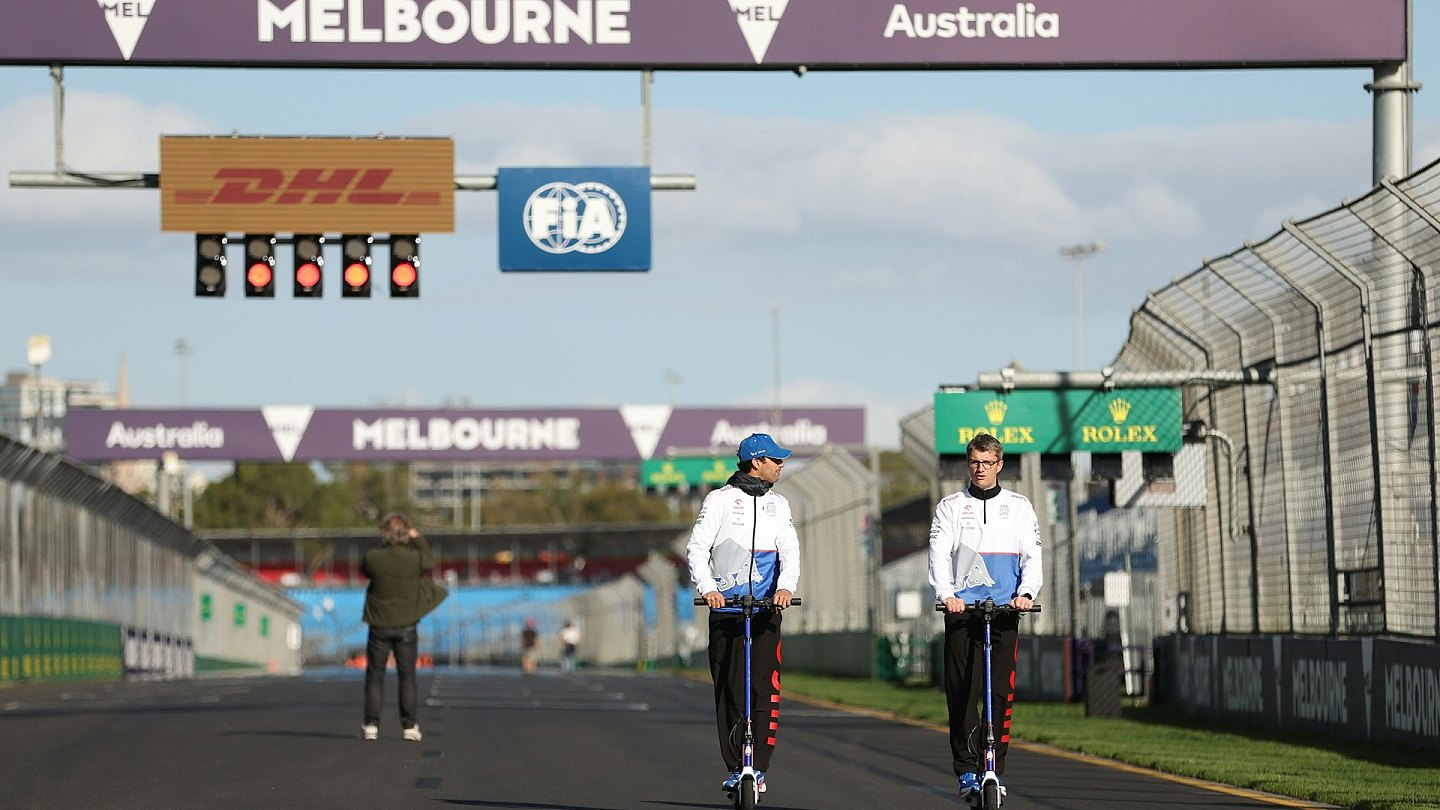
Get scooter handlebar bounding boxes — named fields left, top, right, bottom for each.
left=694, top=595, right=802, bottom=607
left=934, top=599, right=1041, bottom=615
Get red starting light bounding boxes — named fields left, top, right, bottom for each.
left=341, top=234, right=373, bottom=297
left=243, top=234, right=277, bottom=297
left=247, top=262, right=274, bottom=290
left=295, top=262, right=322, bottom=289
left=344, top=262, right=371, bottom=289
left=391, top=262, right=417, bottom=289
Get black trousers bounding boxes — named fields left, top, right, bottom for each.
left=708, top=610, right=784, bottom=772
left=943, top=612, right=1020, bottom=777
left=364, top=624, right=419, bottom=728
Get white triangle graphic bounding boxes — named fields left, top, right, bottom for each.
left=96, top=0, right=156, bottom=61
left=620, top=404, right=673, bottom=459
left=262, top=406, right=315, bottom=463
left=728, top=0, right=788, bottom=64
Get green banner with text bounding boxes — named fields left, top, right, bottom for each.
left=640, top=457, right=733, bottom=489
left=934, top=388, right=1182, bottom=454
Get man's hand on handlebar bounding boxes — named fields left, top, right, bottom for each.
left=1011, top=595, right=1035, bottom=611
left=772, top=589, right=794, bottom=610
left=702, top=590, right=726, bottom=609
left=942, top=596, right=966, bottom=614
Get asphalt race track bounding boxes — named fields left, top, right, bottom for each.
left=0, top=668, right=1331, bottom=810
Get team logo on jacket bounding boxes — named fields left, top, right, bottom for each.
left=717, top=567, right=763, bottom=591
left=959, top=558, right=997, bottom=590
left=765, top=502, right=777, bottom=516
left=997, top=504, right=1010, bottom=519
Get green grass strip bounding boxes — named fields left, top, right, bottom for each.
left=781, top=673, right=1440, bottom=810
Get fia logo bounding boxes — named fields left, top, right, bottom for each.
left=97, top=0, right=155, bottom=61
left=523, top=182, right=628, bottom=255
left=729, top=0, right=788, bottom=64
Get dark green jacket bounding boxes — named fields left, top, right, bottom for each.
left=361, top=535, right=436, bottom=628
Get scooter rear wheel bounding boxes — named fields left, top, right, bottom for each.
left=981, top=782, right=1000, bottom=810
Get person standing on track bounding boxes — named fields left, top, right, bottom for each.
left=928, top=433, right=1042, bottom=800
left=521, top=618, right=539, bottom=674
left=687, top=433, right=800, bottom=798
left=361, top=514, right=440, bottom=743
left=558, top=620, right=581, bottom=673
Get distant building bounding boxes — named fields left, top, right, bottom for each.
left=409, top=459, right=637, bottom=526
left=0, top=370, right=116, bottom=451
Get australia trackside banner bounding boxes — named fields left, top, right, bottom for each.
left=64, top=405, right=865, bottom=462
left=0, top=1, right=1404, bottom=71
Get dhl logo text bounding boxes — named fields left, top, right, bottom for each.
left=172, top=168, right=442, bottom=206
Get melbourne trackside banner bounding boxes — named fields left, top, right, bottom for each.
left=0, top=1, right=1404, bottom=70
left=159, top=136, right=455, bottom=234
left=63, top=405, right=864, bottom=462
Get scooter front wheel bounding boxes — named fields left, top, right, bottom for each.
left=736, top=775, right=758, bottom=810
left=981, top=781, right=1000, bottom=810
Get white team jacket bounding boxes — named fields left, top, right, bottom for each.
left=687, top=483, right=801, bottom=606
left=928, top=487, right=1043, bottom=605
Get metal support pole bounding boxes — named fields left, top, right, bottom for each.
left=50, top=65, right=65, bottom=174
left=641, top=69, right=653, bottom=167
left=1208, top=259, right=1297, bottom=632
left=1059, top=243, right=1106, bottom=370
left=31, top=363, right=43, bottom=448
left=1140, top=295, right=1227, bottom=632
left=771, top=302, right=782, bottom=427
left=1251, top=246, right=1341, bottom=635
left=1366, top=0, right=1418, bottom=184
left=1377, top=179, right=1440, bottom=641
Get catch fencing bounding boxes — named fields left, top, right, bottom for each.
left=1116, top=156, right=1440, bottom=642
left=0, top=431, right=301, bottom=679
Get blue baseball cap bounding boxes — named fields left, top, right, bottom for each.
left=737, top=433, right=793, bottom=462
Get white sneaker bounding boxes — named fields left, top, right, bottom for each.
left=361, top=724, right=378, bottom=741
left=402, top=725, right=422, bottom=742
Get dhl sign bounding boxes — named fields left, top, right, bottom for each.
left=160, top=136, right=454, bottom=233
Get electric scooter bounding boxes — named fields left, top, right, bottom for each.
left=937, top=597, right=1040, bottom=810
left=696, top=593, right=801, bottom=810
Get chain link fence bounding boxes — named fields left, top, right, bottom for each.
left=1115, top=156, right=1440, bottom=641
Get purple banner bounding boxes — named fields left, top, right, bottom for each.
left=0, top=1, right=1404, bottom=70
left=1371, top=638, right=1440, bottom=750
left=64, top=405, right=865, bottom=462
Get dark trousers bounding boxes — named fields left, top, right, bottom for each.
left=364, top=624, right=419, bottom=728
left=708, top=610, right=783, bottom=772
left=943, top=612, right=1020, bottom=777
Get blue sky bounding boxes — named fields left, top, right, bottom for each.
left=2, top=7, right=1437, bottom=450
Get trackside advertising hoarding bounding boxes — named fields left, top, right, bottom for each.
left=934, top=388, right=1181, bottom=454
left=159, top=136, right=456, bottom=234
left=0, top=1, right=1404, bottom=71
left=65, top=405, right=864, bottom=462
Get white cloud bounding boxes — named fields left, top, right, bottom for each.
left=729, top=375, right=920, bottom=448
left=0, top=90, right=213, bottom=227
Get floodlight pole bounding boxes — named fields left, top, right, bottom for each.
left=1058, top=243, right=1105, bottom=370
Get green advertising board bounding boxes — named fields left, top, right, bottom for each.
left=639, top=457, right=733, bottom=489
left=934, top=388, right=1182, bottom=454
